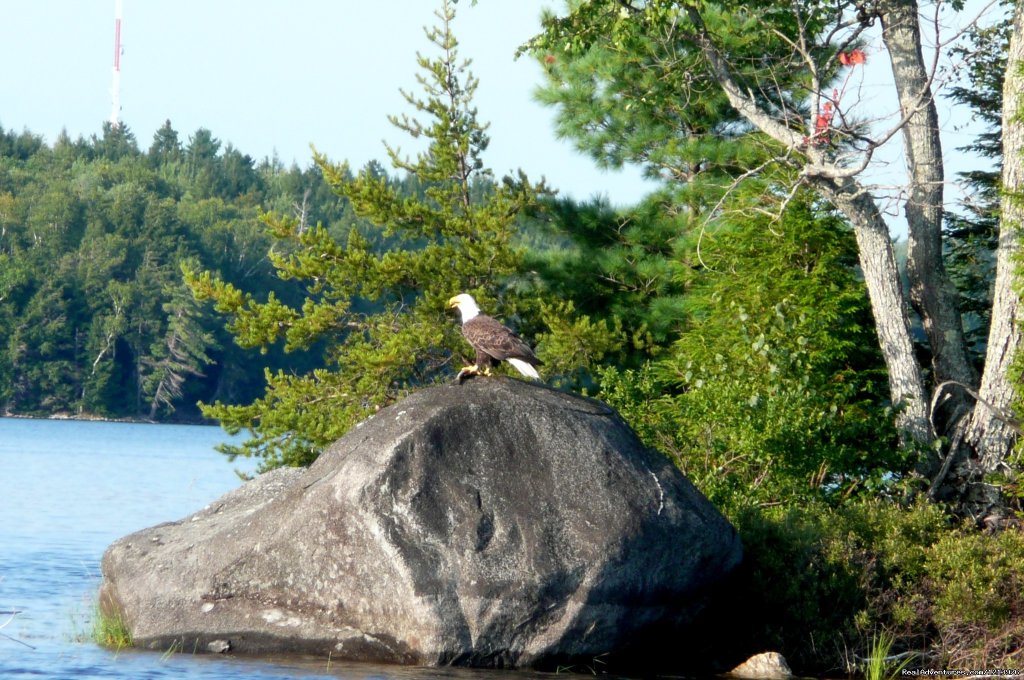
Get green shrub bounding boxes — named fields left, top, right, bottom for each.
left=722, top=503, right=868, bottom=671
left=922, top=526, right=1024, bottom=667
left=699, top=496, right=1024, bottom=674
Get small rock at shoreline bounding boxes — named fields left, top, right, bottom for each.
left=729, top=651, right=794, bottom=679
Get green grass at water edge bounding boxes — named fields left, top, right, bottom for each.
left=863, top=631, right=914, bottom=680
left=92, top=605, right=133, bottom=651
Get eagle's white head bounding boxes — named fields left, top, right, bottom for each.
left=447, top=293, right=481, bottom=322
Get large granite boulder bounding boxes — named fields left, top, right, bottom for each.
left=100, top=377, right=742, bottom=669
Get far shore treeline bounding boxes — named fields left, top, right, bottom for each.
left=5, top=0, right=1024, bottom=673
left=0, top=119, right=343, bottom=422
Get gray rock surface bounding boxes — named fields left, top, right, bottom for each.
left=101, top=377, right=742, bottom=668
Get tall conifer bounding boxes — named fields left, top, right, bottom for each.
left=187, top=0, right=540, bottom=469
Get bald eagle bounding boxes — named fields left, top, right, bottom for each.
left=448, top=293, right=542, bottom=381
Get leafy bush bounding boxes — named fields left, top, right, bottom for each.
left=695, top=497, right=1024, bottom=674
left=922, top=526, right=1024, bottom=667
left=589, top=194, right=903, bottom=507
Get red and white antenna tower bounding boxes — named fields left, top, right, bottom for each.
left=110, top=0, right=123, bottom=127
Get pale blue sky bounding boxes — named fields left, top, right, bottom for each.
left=0, top=1, right=657, bottom=205
left=0, top=1, right=999, bottom=221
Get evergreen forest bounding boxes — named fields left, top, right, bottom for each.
left=5, top=0, right=1024, bottom=673
left=0, top=120, right=359, bottom=421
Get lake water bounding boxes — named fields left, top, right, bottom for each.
left=0, top=417, right=558, bottom=680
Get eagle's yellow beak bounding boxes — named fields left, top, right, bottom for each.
left=447, top=296, right=460, bottom=309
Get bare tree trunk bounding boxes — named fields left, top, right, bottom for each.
left=879, top=0, right=976, bottom=400
left=815, top=175, right=933, bottom=445
left=294, top=187, right=311, bottom=235
left=963, top=1, right=1024, bottom=472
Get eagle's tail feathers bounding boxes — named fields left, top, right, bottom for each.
left=507, top=358, right=541, bottom=380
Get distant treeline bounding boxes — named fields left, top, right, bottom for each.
left=0, top=120, right=429, bottom=420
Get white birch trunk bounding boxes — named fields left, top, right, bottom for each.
left=815, top=176, right=933, bottom=445
left=879, top=0, right=976, bottom=393
left=963, top=1, right=1024, bottom=471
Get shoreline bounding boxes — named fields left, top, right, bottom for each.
left=0, top=411, right=216, bottom=427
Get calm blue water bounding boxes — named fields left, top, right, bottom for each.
left=0, top=417, right=549, bottom=680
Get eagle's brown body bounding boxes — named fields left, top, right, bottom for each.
left=462, top=314, right=542, bottom=372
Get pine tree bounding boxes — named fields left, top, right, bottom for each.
left=187, top=0, right=540, bottom=469
left=526, top=194, right=690, bottom=350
